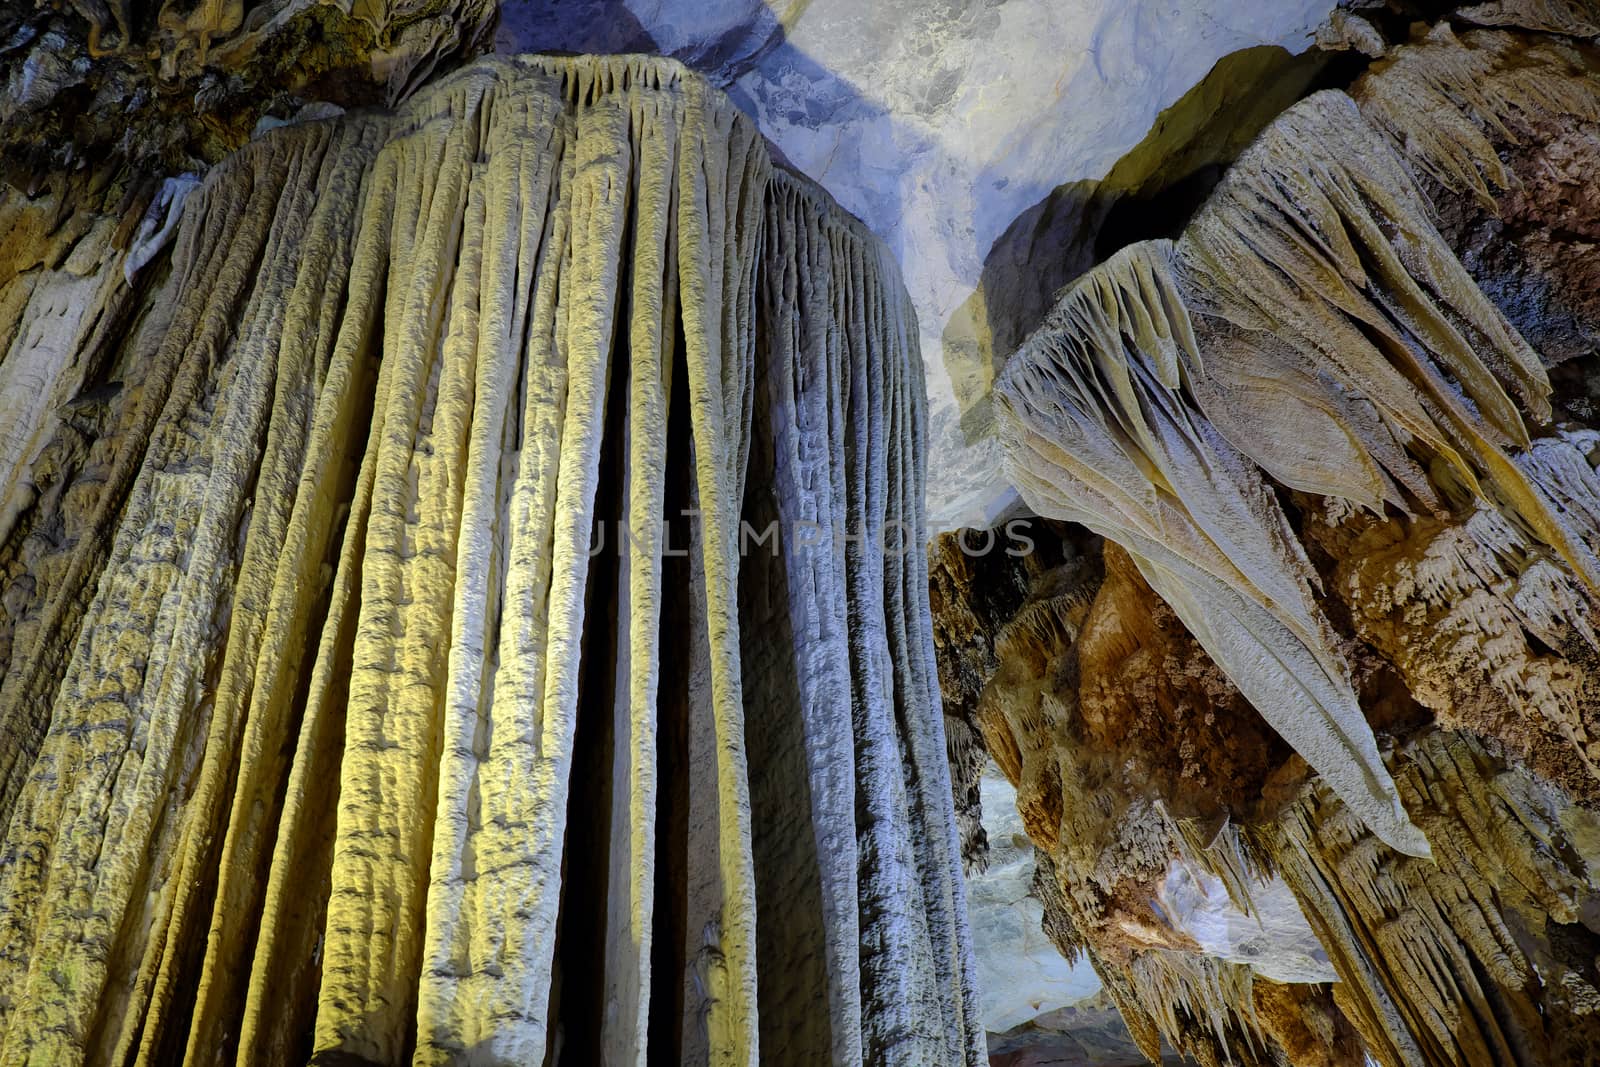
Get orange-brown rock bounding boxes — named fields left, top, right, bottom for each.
left=1252, top=979, right=1365, bottom=1067
left=1075, top=543, right=1290, bottom=827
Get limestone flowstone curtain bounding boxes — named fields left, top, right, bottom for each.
left=990, top=29, right=1600, bottom=1065
left=0, top=55, right=982, bottom=1067
left=996, top=65, right=1600, bottom=863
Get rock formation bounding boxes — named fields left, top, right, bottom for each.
left=0, top=55, right=982, bottom=1066
left=495, top=0, right=1350, bottom=533
left=12, top=3, right=1600, bottom=1066
left=2, top=0, right=1359, bottom=534
left=951, top=18, right=1600, bottom=1066
left=0, top=0, right=494, bottom=171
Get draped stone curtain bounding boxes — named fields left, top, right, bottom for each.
left=996, top=82, right=1600, bottom=861
left=0, top=55, right=982, bottom=1067
left=991, top=28, right=1600, bottom=1067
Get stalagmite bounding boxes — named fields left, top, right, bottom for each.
left=0, top=54, right=981, bottom=1066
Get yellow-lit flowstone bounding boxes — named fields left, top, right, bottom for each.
left=0, top=55, right=982, bottom=1067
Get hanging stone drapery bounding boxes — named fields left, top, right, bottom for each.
left=0, top=55, right=982, bottom=1067
left=995, top=47, right=1600, bottom=862
left=989, top=26, right=1600, bottom=1066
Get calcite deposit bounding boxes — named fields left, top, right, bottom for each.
left=2, top=0, right=1352, bottom=532
left=497, top=0, right=1348, bottom=531
left=0, top=55, right=980, bottom=1066
left=955, top=18, right=1600, bottom=1067
left=9, top=3, right=1600, bottom=1066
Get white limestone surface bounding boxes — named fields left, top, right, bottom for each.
left=966, top=763, right=1101, bottom=1033
left=1158, top=862, right=1338, bottom=986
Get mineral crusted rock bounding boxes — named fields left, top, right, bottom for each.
left=496, top=0, right=1347, bottom=531
left=0, top=0, right=495, bottom=171
left=929, top=518, right=1083, bottom=870
left=0, top=54, right=980, bottom=1067
left=954, top=532, right=1356, bottom=1065
left=961, top=20, right=1600, bottom=1067
left=0, top=0, right=1355, bottom=533
left=1265, top=730, right=1600, bottom=1067
left=1457, top=0, right=1600, bottom=36
left=996, top=29, right=1600, bottom=857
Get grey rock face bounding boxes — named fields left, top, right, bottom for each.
left=495, top=0, right=795, bottom=75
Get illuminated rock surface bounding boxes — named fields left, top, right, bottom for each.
left=0, top=54, right=980, bottom=1066
left=8, top=4, right=1600, bottom=1067
left=485, top=0, right=1350, bottom=528
left=0, top=0, right=1346, bottom=529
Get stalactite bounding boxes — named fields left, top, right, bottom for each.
left=1262, top=730, right=1600, bottom=1067
left=1299, top=452, right=1600, bottom=803
left=1457, top=0, right=1600, bottom=40
left=995, top=235, right=1428, bottom=858
left=1355, top=27, right=1600, bottom=212
left=966, top=532, right=1353, bottom=1066
left=0, top=54, right=981, bottom=1066
left=997, top=48, right=1600, bottom=859
left=926, top=519, right=1082, bottom=872
left=1126, top=952, right=1271, bottom=1067
left=985, top=23, right=1600, bottom=1067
